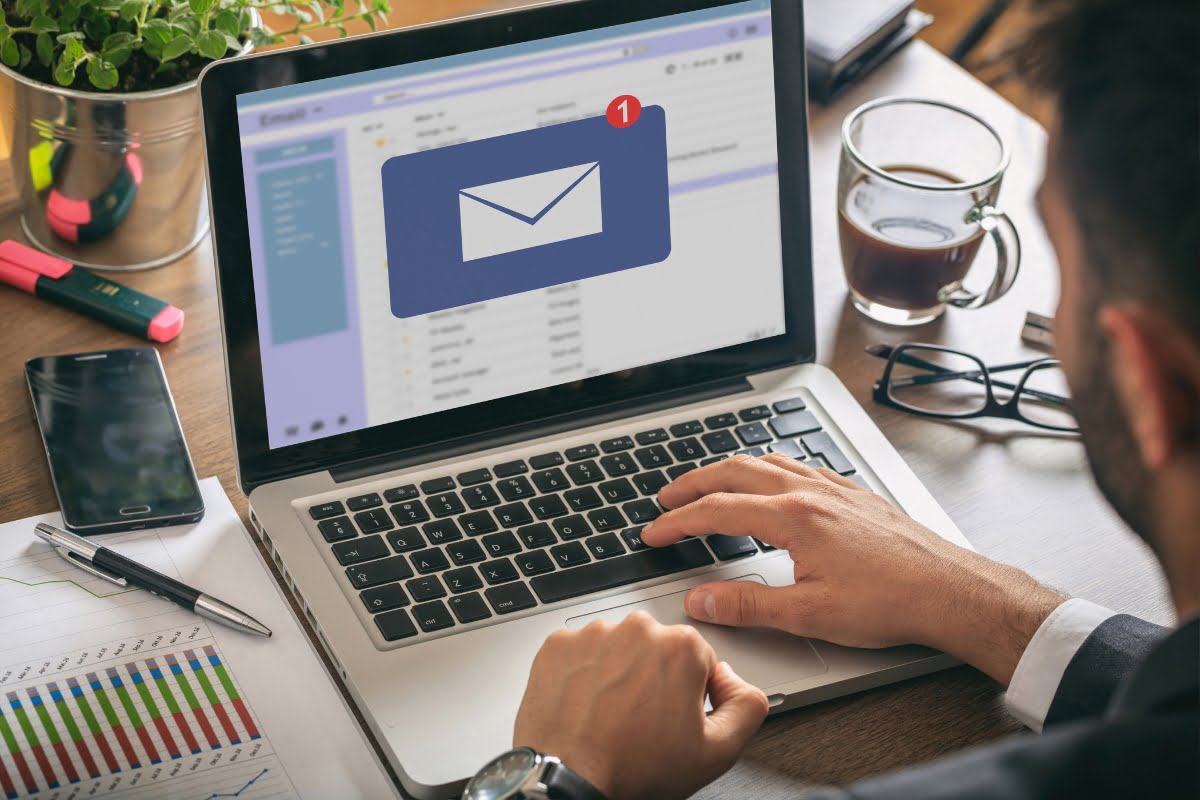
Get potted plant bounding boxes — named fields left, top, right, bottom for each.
left=0, top=0, right=390, bottom=270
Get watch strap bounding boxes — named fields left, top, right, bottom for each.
left=540, top=760, right=607, bottom=800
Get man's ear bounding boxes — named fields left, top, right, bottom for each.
left=1097, top=305, right=1200, bottom=469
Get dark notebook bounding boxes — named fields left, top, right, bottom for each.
left=804, top=0, right=933, bottom=102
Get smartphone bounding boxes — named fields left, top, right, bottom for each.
left=25, top=347, right=204, bottom=534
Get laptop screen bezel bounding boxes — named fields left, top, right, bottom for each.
left=200, top=0, right=814, bottom=493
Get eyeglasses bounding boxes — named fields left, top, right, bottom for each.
left=869, top=343, right=1079, bottom=433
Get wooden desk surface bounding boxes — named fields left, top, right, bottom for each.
left=0, top=23, right=1173, bottom=799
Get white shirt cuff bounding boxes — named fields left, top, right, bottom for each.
left=1004, top=598, right=1117, bottom=732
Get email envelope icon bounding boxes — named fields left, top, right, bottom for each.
left=381, top=106, right=671, bottom=318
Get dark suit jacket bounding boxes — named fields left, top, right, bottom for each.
left=812, top=614, right=1200, bottom=799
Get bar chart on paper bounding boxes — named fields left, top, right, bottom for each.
left=0, top=529, right=299, bottom=799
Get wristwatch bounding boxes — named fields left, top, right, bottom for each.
left=462, top=747, right=607, bottom=800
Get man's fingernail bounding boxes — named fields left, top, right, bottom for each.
left=688, top=589, right=716, bottom=621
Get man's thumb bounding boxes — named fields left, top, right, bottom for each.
left=704, top=661, right=769, bottom=762
left=685, top=580, right=789, bottom=629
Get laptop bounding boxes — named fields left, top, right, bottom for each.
left=199, top=0, right=970, bottom=796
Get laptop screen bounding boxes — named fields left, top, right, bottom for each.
left=235, top=0, right=783, bottom=450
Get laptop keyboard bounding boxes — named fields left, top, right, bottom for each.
left=304, top=396, right=869, bottom=647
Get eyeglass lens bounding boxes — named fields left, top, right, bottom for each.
left=886, top=347, right=989, bottom=416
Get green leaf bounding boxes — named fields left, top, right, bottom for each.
left=30, top=15, right=59, bottom=34
left=196, top=29, right=227, bottom=59
left=298, top=33, right=312, bottom=45
left=307, top=2, right=324, bottom=23
left=172, top=16, right=200, bottom=36
left=18, top=43, right=31, bottom=69
left=161, top=33, right=193, bottom=61
left=119, top=0, right=144, bottom=21
left=362, top=11, right=377, bottom=31
left=0, top=25, right=10, bottom=40
left=153, top=60, right=178, bottom=76
left=105, top=45, right=131, bottom=66
left=35, top=32, right=53, bottom=66
left=2, top=37, right=21, bottom=67
left=103, top=31, right=138, bottom=49
left=0, top=7, right=5, bottom=26
left=189, top=0, right=216, bottom=14
left=63, top=38, right=85, bottom=60
left=54, top=55, right=76, bottom=85
left=214, top=9, right=241, bottom=37
left=249, top=27, right=274, bottom=48
left=86, top=56, right=119, bottom=89
left=220, top=31, right=240, bottom=50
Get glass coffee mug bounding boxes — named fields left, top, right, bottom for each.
left=838, top=97, right=1021, bottom=325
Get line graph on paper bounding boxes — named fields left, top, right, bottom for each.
left=0, top=529, right=299, bottom=799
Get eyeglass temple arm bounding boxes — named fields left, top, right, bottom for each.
left=885, top=351, right=1069, bottom=406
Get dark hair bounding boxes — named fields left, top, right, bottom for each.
left=1012, top=0, right=1199, bottom=332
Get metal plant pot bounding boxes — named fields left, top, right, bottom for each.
left=0, top=30, right=255, bottom=271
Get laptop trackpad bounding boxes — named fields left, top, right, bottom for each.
left=566, top=575, right=827, bottom=692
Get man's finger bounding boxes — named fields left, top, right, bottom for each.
left=641, top=493, right=782, bottom=547
left=703, top=661, right=769, bottom=764
left=684, top=578, right=797, bottom=630
left=658, top=455, right=800, bottom=509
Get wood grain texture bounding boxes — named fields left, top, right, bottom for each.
left=0, top=12, right=1174, bottom=799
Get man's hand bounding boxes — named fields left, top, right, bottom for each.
left=513, top=611, right=768, bottom=800
left=642, top=454, right=1066, bottom=685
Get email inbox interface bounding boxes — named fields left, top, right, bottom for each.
left=237, top=1, right=785, bottom=448
left=382, top=105, right=672, bottom=318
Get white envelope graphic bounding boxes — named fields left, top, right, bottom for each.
left=458, top=162, right=602, bottom=262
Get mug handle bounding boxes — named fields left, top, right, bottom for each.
left=939, top=204, right=1021, bottom=310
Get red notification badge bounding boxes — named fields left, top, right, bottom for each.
left=606, top=95, right=642, bottom=128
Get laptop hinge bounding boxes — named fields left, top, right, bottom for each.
left=329, top=374, right=754, bottom=485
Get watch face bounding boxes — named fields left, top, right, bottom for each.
left=467, top=748, right=538, bottom=800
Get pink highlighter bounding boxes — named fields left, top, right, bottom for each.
left=0, top=240, right=183, bottom=342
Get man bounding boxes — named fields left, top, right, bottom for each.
left=505, top=0, right=1199, bottom=797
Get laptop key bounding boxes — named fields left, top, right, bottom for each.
left=423, top=519, right=462, bottom=544
left=770, top=410, right=823, bottom=438
left=553, top=515, right=591, bottom=540
left=411, top=548, right=450, bottom=574
left=801, top=432, right=855, bottom=475
left=517, top=550, right=555, bottom=576
left=485, top=582, right=537, bottom=615
left=361, top=583, right=409, bottom=614
left=529, top=452, right=564, bottom=469
left=390, top=500, right=430, bottom=525
left=530, top=494, right=568, bottom=520
left=354, top=508, right=394, bottom=534
left=375, top=609, right=418, bottom=641
left=668, top=438, right=705, bottom=461
left=702, top=430, right=738, bottom=454
left=494, top=502, right=533, bottom=528
left=599, top=478, right=636, bottom=504
left=420, top=477, right=455, bottom=494
left=384, top=484, right=419, bottom=503
left=633, top=445, right=672, bottom=470
left=333, top=535, right=388, bottom=566
left=737, top=447, right=765, bottom=457
left=704, top=413, right=738, bottom=429
left=309, top=501, right=344, bottom=520
left=494, top=459, right=528, bottom=478
left=457, top=468, right=492, bottom=486
left=481, top=558, right=519, bottom=585
left=768, top=439, right=805, bottom=459
left=666, top=462, right=698, bottom=480
left=735, top=422, right=772, bottom=446
left=427, top=492, right=466, bottom=518
left=318, top=516, right=356, bottom=543
left=448, top=592, right=492, bottom=623
left=754, top=538, right=778, bottom=552
left=462, top=484, right=501, bottom=509
left=738, top=405, right=772, bottom=421
left=407, top=576, right=446, bottom=602
left=565, top=444, right=600, bottom=461
left=445, top=566, right=483, bottom=594
left=773, top=397, right=807, bottom=413
left=599, top=453, right=638, bottom=478
left=588, top=507, right=626, bottom=532
left=564, top=486, right=603, bottom=512
left=701, top=455, right=729, bottom=465
left=387, top=527, right=425, bottom=553
left=804, top=456, right=828, bottom=471
left=446, top=539, right=486, bottom=565
left=600, top=436, right=634, bottom=453
left=460, top=510, right=499, bottom=536
left=707, top=535, right=758, bottom=560
left=531, top=539, right=715, bottom=604
left=620, top=526, right=648, bottom=552
left=635, top=428, right=669, bottom=445
left=849, top=474, right=873, bottom=491
left=518, top=523, right=557, bottom=549
left=634, top=470, right=669, bottom=496
left=623, top=499, right=662, bottom=525
left=413, top=600, right=455, bottom=633
left=585, top=532, right=625, bottom=560
left=347, top=555, right=413, bottom=589
left=498, top=476, right=536, bottom=502
left=669, top=420, right=703, bottom=437
left=531, top=468, right=570, bottom=494
left=566, top=460, right=604, bottom=485
left=550, top=541, right=590, bottom=568
left=347, top=493, right=382, bottom=512
left=482, top=531, right=521, bottom=557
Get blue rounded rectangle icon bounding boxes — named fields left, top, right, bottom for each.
left=382, top=106, right=672, bottom=318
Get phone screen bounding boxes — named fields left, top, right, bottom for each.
left=26, top=348, right=204, bottom=533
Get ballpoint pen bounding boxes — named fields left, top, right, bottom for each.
left=34, top=523, right=272, bottom=638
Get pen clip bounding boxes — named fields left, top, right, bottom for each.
left=53, top=547, right=129, bottom=587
